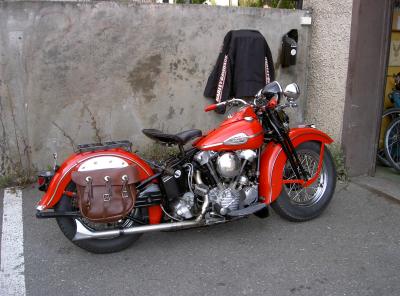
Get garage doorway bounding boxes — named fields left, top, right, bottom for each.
left=374, top=1, right=400, bottom=181
left=342, top=0, right=393, bottom=177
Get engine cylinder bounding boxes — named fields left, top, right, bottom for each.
left=209, top=187, right=241, bottom=213
left=216, top=152, right=240, bottom=178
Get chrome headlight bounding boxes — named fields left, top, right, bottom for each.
left=283, top=83, right=300, bottom=101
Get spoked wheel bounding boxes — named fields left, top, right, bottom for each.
left=284, top=152, right=328, bottom=207
left=377, top=108, right=400, bottom=167
left=271, top=141, right=337, bottom=222
left=55, top=182, right=142, bottom=253
left=384, top=117, right=400, bottom=173
left=377, top=148, right=390, bottom=167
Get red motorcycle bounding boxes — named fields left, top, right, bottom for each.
left=36, top=81, right=336, bottom=253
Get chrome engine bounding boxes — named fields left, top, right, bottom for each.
left=208, top=186, right=241, bottom=215
left=171, top=192, right=195, bottom=219
left=192, top=149, right=258, bottom=216
left=169, top=150, right=259, bottom=220
left=216, top=152, right=240, bottom=178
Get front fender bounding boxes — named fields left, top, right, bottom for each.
left=259, top=127, right=333, bottom=204
left=36, top=149, right=154, bottom=210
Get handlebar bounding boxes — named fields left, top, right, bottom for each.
left=204, top=98, right=250, bottom=112
left=204, top=104, right=218, bottom=112
left=204, top=84, right=299, bottom=112
left=228, top=98, right=249, bottom=106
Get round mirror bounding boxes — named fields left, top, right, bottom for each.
left=283, top=83, right=300, bottom=100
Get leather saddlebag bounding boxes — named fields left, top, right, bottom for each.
left=71, top=166, right=139, bottom=223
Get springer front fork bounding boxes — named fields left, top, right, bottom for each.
left=264, top=110, right=309, bottom=181
left=280, top=132, right=309, bottom=180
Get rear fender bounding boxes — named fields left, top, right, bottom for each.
left=259, top=127, right=333, bottom=204
left=36, top=149, right=157, bottom=218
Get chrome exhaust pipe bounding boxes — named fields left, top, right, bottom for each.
left=73, top=219, right=202, bottom=241
left=73, top=194, right=209, bottom=241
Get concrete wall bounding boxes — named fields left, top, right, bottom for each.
left=303, top=0, right=353, bottom=143
left=0, top=1, right=311, bottom=175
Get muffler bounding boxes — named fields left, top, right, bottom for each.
left=73, top=219, right=204, bottom=241
left=73, top=195, right=209, bottom=241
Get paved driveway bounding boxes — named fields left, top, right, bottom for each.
left=1, top=182, right=400, bottom=296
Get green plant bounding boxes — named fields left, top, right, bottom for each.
left=176, top=0, right=206, bottom=3
left=266, top=0, right=296, bottom=9
left=0, top=168, right=36, bottom=189
left=140, top=143, right=180, bottom=162
left=329, top=144, right=348, bottom=182
left=239, top=0, right=263, bottom=7
left=0, top=175, right=14, bottom=188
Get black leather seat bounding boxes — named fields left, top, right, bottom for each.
left=142, top=129, right=202, bottom=146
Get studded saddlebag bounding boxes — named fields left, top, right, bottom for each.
left=71, top=166, right=139, bottom=223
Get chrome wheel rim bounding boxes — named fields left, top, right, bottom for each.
left=283, top=149, right=328, bottom=207
left=385, top=119, right=400, bottom=165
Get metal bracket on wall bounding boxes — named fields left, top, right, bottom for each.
left=301, top=16, right=312, bottom=26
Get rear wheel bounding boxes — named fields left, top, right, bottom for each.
left=55, top=182, right=142, bottom=254
left=271, top=141, right=336, bottom=222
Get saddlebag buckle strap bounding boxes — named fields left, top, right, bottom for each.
left=84, top=176, right=93, bottom=208
left=103, top=176, right=112, bottom=202
left=103, top=193, right=111, bottom=202
left=121, top=175, right=129, bottom=198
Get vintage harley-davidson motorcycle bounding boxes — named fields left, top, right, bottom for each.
left=36, top=81, right=336, bottom=253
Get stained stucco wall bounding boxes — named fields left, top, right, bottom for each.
left=0, top=2, right=311, bottom=175
left=303, top=0, right=353, bottom=143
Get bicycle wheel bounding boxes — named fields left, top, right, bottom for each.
left=384, top=117, right=400, bottom=172
left=377, top=108, right=400, bottom=166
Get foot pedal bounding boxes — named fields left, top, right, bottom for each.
left=227, top=203, right=267, bottom=217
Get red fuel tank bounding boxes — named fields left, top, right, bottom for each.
left=194, top=106, right=264, bottom=151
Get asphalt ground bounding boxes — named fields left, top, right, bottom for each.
left=1, top=181, right=400, bottom=296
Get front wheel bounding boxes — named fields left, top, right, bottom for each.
left=271, top=141, right=337, bottom=222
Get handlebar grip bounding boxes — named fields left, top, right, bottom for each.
left=266, top=97, right=278, bottom=109
left=205, top=104, right=218, bottom=112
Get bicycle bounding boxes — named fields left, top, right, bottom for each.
left=377, top=72, right=400, bottom=171
left=377, top=108, right=400, bottom=167
left=384, top=115, right=400, bottom=172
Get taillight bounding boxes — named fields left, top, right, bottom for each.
left=38, top=176, right=46, bottom=186
left=37, top=171, right=54, bottom=192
